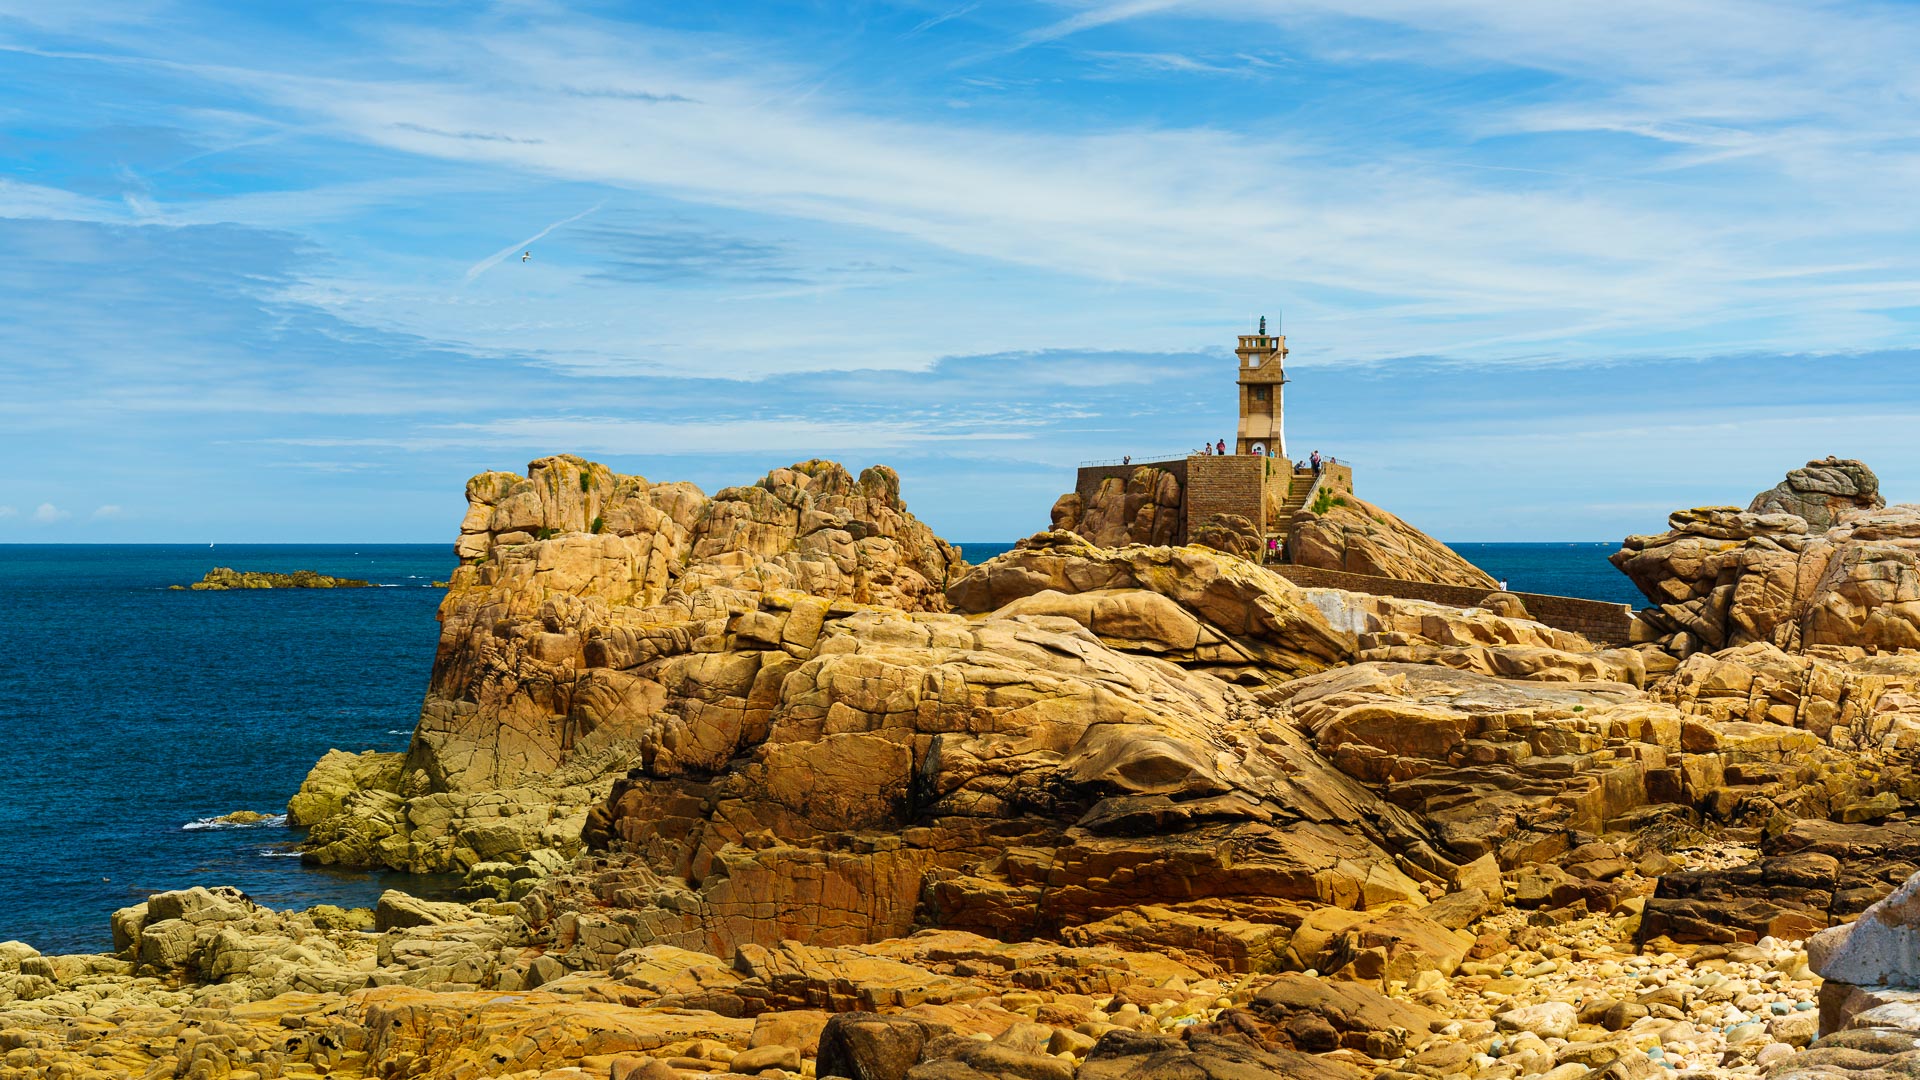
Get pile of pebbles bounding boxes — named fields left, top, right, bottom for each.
left=1374, top=843, right=1823, bottom=1080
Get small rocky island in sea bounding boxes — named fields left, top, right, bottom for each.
left=171, top=567, right=371, bottom=590
left=12, top=330, right=1920, bottom=1079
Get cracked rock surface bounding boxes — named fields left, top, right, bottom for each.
left=23, top=455, right=1920, bottom=1080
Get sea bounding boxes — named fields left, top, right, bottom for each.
left=0, top=541, right=1641, bottom=955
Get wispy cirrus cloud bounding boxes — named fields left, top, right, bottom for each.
left=558, top=86, right=696, bottom=104
left=94, top=2, right=1910, bottom=372
left=392, top=122, right=545, bottom=145
left=573, top=220, right=800, bottom=285
left=1081, top=50, right=1267, bottom=76
left=271, top=415, right=1038, bottom=456
left=4, top=1, right=1920, bottom=545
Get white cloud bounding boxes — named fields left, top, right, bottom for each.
left=32, top=503, right=70, bottom=523
left=1014, top=0, right=1184, bottom=48
left=0, top=506, right=14, bottom=517
left=91, top=504, right=125, bottom=519
left=10, top=4, right=1920, bottom=376
left=137, top=6, right=1913, bottom=370
left=268, top=415, right=1037, bottom=456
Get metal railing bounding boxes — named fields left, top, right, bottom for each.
left=1076, top=452, right=1196, bottom=468
left=1077, top=452, right=1357, bottom=469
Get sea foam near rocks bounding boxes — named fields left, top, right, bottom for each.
left=181, top=812, right=288, bottom=830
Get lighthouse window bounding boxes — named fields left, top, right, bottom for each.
left=1252, top=386, right=1268, bottom=402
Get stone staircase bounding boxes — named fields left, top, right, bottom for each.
left=1275, top=468, right=1317, bottom=522
left=1261, top=468, right=1319, bottom=562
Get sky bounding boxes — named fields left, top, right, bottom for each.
left=3, top=0, right=1919, bottom=544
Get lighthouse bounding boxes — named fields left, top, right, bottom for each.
left=1235, top=316, right=1286, bottom=459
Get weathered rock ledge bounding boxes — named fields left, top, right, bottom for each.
left=23, top=454, right=1920, bottom=1080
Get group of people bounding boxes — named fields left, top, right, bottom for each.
left=1131, top=446, right=1330, bottom=469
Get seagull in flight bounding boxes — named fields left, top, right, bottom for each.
left=463, top=202, right=602, bottom=284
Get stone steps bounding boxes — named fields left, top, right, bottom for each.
left=1270, top=470, right=1319, bottom=537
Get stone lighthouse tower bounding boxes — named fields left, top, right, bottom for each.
left=1235, top=316, right=1286, bottom=458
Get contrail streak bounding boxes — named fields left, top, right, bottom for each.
left=463, top=201, right=604, bottom=283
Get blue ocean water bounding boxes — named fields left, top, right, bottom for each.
left=0, top=545, right=461, bottom=955
left=0, top=540, right=1644, bottom=956
left=1451, top=542, right=1645, bottom=608
left=951, top=542, right=1019, bottom=564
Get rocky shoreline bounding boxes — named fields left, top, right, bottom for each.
left=12, top=454, right=1920, bottom=1080
left=171, top=567, right=371, bottom=590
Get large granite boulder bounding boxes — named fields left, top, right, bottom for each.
left=1287, top=494, right=1498, bottom=589
left=947, top=530, right=1353, bottom=681
left=1189, top=511, right=1261, bottom=560
left=1051, top=465, right=1183, bottom=548
left=1749, top=456, right=1884, bottom=530
left=1613, top=459, right=1920, bottom=656
left=1808, top=868, right=1920, bottom=988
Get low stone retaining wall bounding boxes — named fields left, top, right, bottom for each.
left=1269, top=564, right=1635, bottom=645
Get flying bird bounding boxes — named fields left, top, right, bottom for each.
left=464, top=202, right=601, bottom=284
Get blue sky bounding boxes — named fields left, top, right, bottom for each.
left=3, top=0, right=1918, bottom=544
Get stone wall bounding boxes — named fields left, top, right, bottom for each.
left=1285, top=459, right=1355, bottom=531
left=1262, top=459, right=1293, bottom=530
left=1185, top=454, right=1266, bottom=532
left=1071, top=458, right=1190, bottom=544
left=1269, top=564, right=1634, bottom=644
left=1318, top=461, right=1354, bottom=496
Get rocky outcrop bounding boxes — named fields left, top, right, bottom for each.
left=287, top=748, right=407, bottom=826
left=387, top=531, right=1693, bottom=990
left=946, top=531, right=1353, bottom=680
left=1187, top=512, right=1260, bottom=560
left=1050, top=466, right=1182, bottom=549
left=232, top=453, right=1920, bottom=1080
left=1288, top=494, right=1499, bottom=589
left=292, top=457, right=965, bottom=884
left=172, top=567, right=369, bottom=590
left=1652, top=641, right=1920, bottom=753
left=1637, top=821, right=1897, bottom=946
left=1748, top=456, right=1883, bottom=530
left=0, top=887, right=1447, bottom=1080
left=531, top=589, right=1437, bottom=967
left=1808, top=866, right=1920, bottom=990
left=48, top=451, right=1920, bottom=1080
left=1613, top=458, right=1920, bottom=656
left=6, top=871, right=1840, bottom=1080
left=1271, top=662, right=1688, bottom=868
